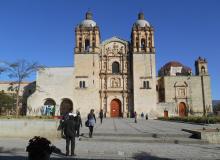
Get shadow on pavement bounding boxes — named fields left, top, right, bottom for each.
left=0, top=156, right=126, bottom=160
left=0, top=156, right=25, bottom=160
left=132, top=152, right=173, bottom=160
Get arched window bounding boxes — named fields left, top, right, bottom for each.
left=136, top=42, right=139, bottom=48
left=112, top=62, right=120, bottom=74
left=79, top=42, right=82, bottom=48
left=201, top=66, right=205, bottom=73
left=60, top=98, right=73, bottom=116
left=136, top=37, right=139, bottom=48
left=141, top=38, right=146, bottom=50
left=43, top=98, right=56, bottom=116
left=85, top=39, right=90, bottom=51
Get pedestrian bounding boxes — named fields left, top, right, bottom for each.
left=99, top=109, right=104, bottom=124
left=87, top=109, right=96, bottom=138
left=134, top=111, right=137, bottom=123
left=60, top=112, right=70, bottom=138
left=76, top=111, right=82, bottom=137
left=145, top=113, right=148, bottom=120
left=63, top=113, right=77, bottom=156
left=141, top=112, right=144, bottom=119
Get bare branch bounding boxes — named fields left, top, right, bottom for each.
left=3, top=59, right=45, bottom=115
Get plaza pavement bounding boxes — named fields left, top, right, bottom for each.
left=0, top=118, right=220, bottom=160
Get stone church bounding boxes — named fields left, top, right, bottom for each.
left=27, top=12, right=212, bottom=118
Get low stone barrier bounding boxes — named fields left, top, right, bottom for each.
left=0, top=119, right=61, bottom=139
left=182, top=128, right=220, bottom=144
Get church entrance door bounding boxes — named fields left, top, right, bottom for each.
left=60, top=98, right=73, bottom=116
left=179, top=102, right=187, bottom=117
left=110, top=99, right=121, bottom=117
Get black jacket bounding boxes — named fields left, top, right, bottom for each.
left=76, top=115, right=82, bottom=127
left=99, top=111, right=103, bottom=118
left=63, top=116, right=76, bottom=137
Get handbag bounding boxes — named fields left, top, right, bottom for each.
left=85, top=120, right=89, bottom=127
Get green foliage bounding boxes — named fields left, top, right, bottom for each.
left=158, top=116, right=220, bottom=124
left=213, top=103, right=220, bottom=113
left=0, top=92, right=16, bottom=109
left=0, top=115, right=55, bottom=119
left=26, top=136, right=52, bottom=160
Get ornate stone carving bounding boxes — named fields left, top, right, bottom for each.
left=111, top=77, right=121, bottom=88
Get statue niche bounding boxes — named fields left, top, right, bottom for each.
left=111, top=78, right=121, bottom=88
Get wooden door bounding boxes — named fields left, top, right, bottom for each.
left=179, top=102, right=187, bottom=117
left=110, top=99, right=121, bottom=117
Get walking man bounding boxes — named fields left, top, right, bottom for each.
left=63, top=113, right=77, bottom=156
left=99, top=109, right=104, bottom=124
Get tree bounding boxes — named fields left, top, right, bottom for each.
left=213, top=103, right=220, bottom=115
left=0, top=92, right=16, bottom=115
left=0, top=61, right=6, bottom=75
left=4, top=60, right=44, bottom=115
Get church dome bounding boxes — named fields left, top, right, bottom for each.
left=163, top=61, right=183, bottom=68
left=80, top=11, right=96, bottom=27
left=159, top=61, right=192, bottom=76
left=134, top=12, right=150, bottom=27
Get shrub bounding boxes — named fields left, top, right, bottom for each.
left=26, top=136, right=53, bottom=160
left=157, top=116, right=220, bottom=124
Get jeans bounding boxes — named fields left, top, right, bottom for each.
left=76, top=125, right=80, bottom=137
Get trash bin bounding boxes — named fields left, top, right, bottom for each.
left=164, top=110, right=168, bottom=118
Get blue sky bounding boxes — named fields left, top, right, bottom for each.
left=0, top=0, right=219, bottom=99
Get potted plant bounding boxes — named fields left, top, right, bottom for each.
left=26, top=136, right=54, bottom=160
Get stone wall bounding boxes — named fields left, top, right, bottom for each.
left=73, top=54, right=100, bottom=117
left=132, top=53, right=157, bottom=118
left=27, top=67, right=74, bottom=115
left=161, top=75, right=212, bottom=115
left=0, top=119, right=60, bottom=139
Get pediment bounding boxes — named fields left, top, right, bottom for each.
left=101, top=36, right=129, bottom=46
left=101, top=37, right=129, bottom=56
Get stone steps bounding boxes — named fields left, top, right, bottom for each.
left=81, top=132, right=191, bottom=138
left=79, top=134, right=208, bottom=144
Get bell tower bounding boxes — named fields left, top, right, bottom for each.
left=74, top=11, right=100, bottom=53
left=195, top=57, right=208, bottom=75
left=131, top=12, right=155, bottom=53
left=73, top=12, right=100, bottom=117
left=131, top=12, right=157, bottom=118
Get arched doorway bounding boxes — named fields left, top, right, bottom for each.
left=179, top=102, right=187, bottom=117
left=60, top=98, right=73, bottom=116
left=110, top=99, right=121, bottom=117
left=43, top=98, right=56, bottom=116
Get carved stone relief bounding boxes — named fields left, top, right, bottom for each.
left=177, top=87, right=186, bottom=98
left=104, top=42, right=125, bottom=56
left=110, top=77, right=121, bottom=88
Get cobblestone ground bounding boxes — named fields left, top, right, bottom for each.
left=0, top=118, right=220, bottom=160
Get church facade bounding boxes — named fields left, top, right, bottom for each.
left=27, top=12, right=212, bottom=118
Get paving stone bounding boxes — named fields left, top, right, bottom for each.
left=0, top=119, right=220, bottom=159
